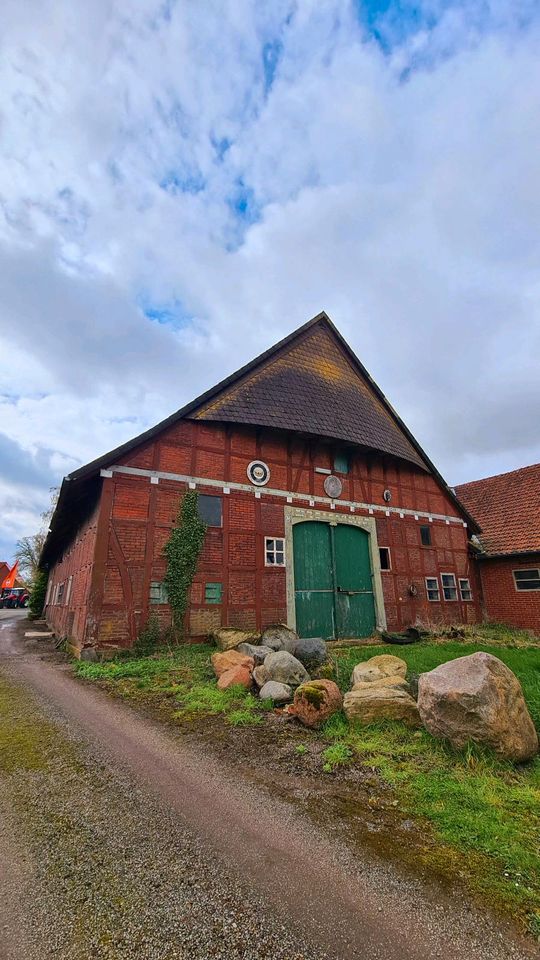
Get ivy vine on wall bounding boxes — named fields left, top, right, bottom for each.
left=164, top=490, right=207, bottom=635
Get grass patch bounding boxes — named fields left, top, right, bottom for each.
left=325, top=639, right=540, bottom=929
left=322, top=742, right=353, bottom=772
left=74, top=633, right=540, bottom=933
left=75, top=645, right=268, bottom=726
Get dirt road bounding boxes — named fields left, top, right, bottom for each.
left=0, top=614, right=536, bottom=960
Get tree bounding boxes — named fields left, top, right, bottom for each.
left=14, top=487, right=59, bottom=583
left=14, top=533, right=46, bottom=582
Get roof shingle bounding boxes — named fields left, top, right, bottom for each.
left=193, top=321, right=427, bottom=469
left=456, top=463, right=540, bottom=556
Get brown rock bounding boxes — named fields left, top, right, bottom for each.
left=351, top=654, right=407, bottom=687
left=216, top=665, right=253, bottom=691
left=343, top=686, right=420, bottom=726
left=211, top=650, right=254, bottom=678
left=291, top=680, right=343, bottom=729
left=212, top=627, right=261, bottom=651
left=351, top=674, right=409, bottom=693
left=417, top=652, right=538, bottom=762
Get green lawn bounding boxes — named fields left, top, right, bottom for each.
left=75, top=633, right=540, bottom=936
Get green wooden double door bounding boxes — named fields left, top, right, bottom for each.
left=293, top=521, right=376, bottom=640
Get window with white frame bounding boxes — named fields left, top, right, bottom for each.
left=425, top=577, right=440, bottom=601
left=57, top=582, right=65, bottom=603
left=441, top=573, right=457, bottom=601
left=459, top=578, right=473, bottom=601
left=513, top=569, right=540, bottom=591
left=265, top=537, right=285, bottom=566
left=45, top=580, right=52, bottom=606
left=65, top=575, right=73, bottom=606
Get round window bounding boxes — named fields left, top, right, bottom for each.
left=247, top=460, right=270, bottom=486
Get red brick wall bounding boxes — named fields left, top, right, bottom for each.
left=45, top=501, right=99, bottom=648
left=80, top=420, right=480, bottom=648
left=478, top=557, right=540, bottom=634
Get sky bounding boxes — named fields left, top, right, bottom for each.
left=1, top=0, right=540, bottom=564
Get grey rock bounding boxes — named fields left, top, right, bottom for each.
left=259, top=681, right=292, bottom=703
left=264, top=650, right=309, bottom=687
left=252, top=665, right=270, bottom=688
left=288, top=637, right=327, bottom=672
left=261, top=624, right=298, bottom=652
left=80, top=647, right=98, bottom=662
left=237, top=643, right=273, bottom=665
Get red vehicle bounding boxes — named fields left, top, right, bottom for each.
left=0, top=587, right=29, bottom=609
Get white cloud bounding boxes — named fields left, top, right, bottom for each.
left=0, top=0, right=539, bottom=560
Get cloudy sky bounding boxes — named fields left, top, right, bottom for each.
left=1, top=0, right=539, bottom=563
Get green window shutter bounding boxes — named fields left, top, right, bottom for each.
left=333, top=452, right=349, bottom=474
left=205, top=582, right=222, bottom=604
left=150, top=582, right=168, bottom=604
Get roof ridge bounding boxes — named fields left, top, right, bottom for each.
left=456, top=461, right=540, bottom=489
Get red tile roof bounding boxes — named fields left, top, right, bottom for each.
left=455, top=463, right=540, bottom=556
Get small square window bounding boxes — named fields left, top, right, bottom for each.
left=379, top=547, right=391, bottom=571
left=513, top=569, right=540, bottom=591
left=150, top=581, right=168, bottom=604
left=425, top=577, right=440, bottom=601
left=441, top=573, right=457, bottom=601
left=420, top=525, right=432, bottom=547
left=205, top=582, right=222, bottom=604
left=197, top=494, right=222, bottom=527
left=265, top=537, right=285, bottom=566
left=459, top=578, right=473, bottom=601
left=333, top=452, right=349, bottom=475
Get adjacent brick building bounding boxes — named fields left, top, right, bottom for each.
left=456, top=465, right=540, bottom=634
left=41, top=313, right=482, bottom=656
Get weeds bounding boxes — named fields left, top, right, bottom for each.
left=322, top=742, right=353, bottom=772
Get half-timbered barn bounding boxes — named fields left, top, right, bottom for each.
left=41, top=313, right=482, bottom=655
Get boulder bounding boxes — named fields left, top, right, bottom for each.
left=351, top=675, right=409, bottom=694
left=216, top=665, right=252, bottom=691
left=261, top=624, right=298, bottom=652
left=252, top=664, right=270, bottom=688
left=417, top=652, right=538, bottom=762
left=259, top=681, right=292, bottom=704
left=211, top=650, right=254, bottom=679
left=286, top=637, right=328, bottom=673
left=212, top=627, right=261, bottom=651
left=291, top=680, right=343, bottom=729
left=343, top=686, right=420, bottom=726
left=351, top=654, right=407, bottom=687
left=237, top=643, right=273, bottom=665
left=264, top=650, right=309, bottom=687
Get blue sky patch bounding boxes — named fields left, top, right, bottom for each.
left=159, top=171, right=206, bottom=195
left=262, top=39, right=283, bottom=94
left=141, top=297, right=193, bottom=328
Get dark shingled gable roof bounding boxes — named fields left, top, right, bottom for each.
left=191, top=318, right=427, bottom=468
left=456, top=463, right=540, bottom=557
left=41, top=312, right=479, bottom=566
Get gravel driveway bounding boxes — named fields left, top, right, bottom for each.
left=0, top=615, right=537, bottom=960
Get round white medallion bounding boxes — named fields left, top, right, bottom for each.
left=247, top=460, right=270, bottom=486
left=324, top=475, right=343, bottom=499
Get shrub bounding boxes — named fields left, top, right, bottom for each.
left=28, top=570, right=48, bottom=620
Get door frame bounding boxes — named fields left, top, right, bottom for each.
left=284, top=506, right=387, bottom=636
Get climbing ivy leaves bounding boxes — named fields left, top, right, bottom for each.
left=164, top=491, right=207, bottom=636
